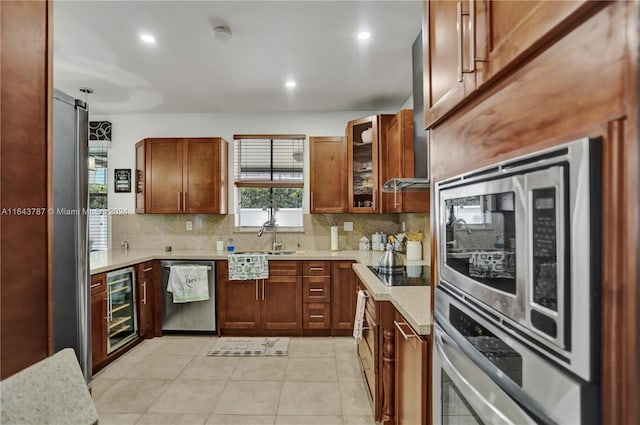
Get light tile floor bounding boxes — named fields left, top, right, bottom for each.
left=92, top=336, right=375, bottom=425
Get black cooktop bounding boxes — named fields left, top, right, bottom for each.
left=367, top=265, right=431, bottom=287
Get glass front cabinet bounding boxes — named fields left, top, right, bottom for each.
left=106, top=267, right=137, bottom=353
left=347, top=114, right=393, bottom=213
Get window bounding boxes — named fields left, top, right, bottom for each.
left=88, top=147, right=108, bottom=251
left=233, top=135, right=305, bottom=228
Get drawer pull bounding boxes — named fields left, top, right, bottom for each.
left=143, top=267, right=153, bottom=272
left=90, top=283, right=102, bottom=288
left=310, top=314, right=324, bottom=319
left=394, top=320, right=417, bottom=340
left=309, top=288, right=324, bottom=292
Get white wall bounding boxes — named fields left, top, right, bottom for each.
left=94, top=111, right=394, bottom=214
left=400, top=94, right=413, bottom=110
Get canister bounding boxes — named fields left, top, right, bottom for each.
left=372, top=232, right=382, bottom=251
left=406, top=241, right=422, bottom=261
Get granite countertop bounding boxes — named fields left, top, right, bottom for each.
left=90, top=249, right=429, bottom=274
left=90, top=248, right=432, bottom=336
left=0, top=349, right=98, bottom=425
left=352, top=263, right=431, bottom=336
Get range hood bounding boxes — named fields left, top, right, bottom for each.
left=383, top=31, right=430, bottom=193
left=382, top=178, right=430, bottom=192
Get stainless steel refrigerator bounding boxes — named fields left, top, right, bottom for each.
left=52, top=89, right=91, bottom=384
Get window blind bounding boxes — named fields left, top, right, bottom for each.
left=233, top=135, right=305, bottom=187
left=88, top=147, right=108, bottom=251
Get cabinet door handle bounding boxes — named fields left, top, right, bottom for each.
left=178, top=192, right=182, bottom=212
left=184, top=192, right=188, bottom=211
left=262, top=279, right=265, bottom=300
left=457, top=1, right=463, bottom=83
left=309, top=267, right=324, bottom=272
left=310, top=191, right=314, bottom=211
left=255, top=280, right=259, bottom=301
left=310, top=314, right=324, bottom=319
left=394, top=187, right=399, bottom=209
left=91, top=282, right=102, bottom=289
left=309, top=288, right=324, bottom=292
left=143, top=267, right=153, bottom=272
left=394, top=320, right=417, bottom=340
left=142, top=281, right=147, bottom=304
left=105, top=296, right=109, bottom=322
left=108, top=291, right=113, bottom=321
left=457, top=0, right=475, bottom=83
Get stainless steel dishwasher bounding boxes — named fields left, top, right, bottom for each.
left=161, top=260, right=216, bottom=332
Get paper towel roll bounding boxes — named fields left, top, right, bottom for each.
left=330, top=226, right=339, bottom=250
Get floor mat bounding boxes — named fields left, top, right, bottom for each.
left=207, top=337, right=289, bottom=357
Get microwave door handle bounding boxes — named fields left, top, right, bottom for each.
left=434, top=327, right=539, bottom=425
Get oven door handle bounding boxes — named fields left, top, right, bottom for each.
left=434, top=325, right=540, bottom=425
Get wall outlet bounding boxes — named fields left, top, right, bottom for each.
left=343, top=221, right=353, bottom=232
left=186, top=221, right=193, bottom=231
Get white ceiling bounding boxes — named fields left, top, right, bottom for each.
left=53, top=1, right=422, bottom=115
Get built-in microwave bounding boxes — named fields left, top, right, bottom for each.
left=435, top=137, right=602, bottom=382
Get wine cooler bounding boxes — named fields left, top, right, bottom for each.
left=106, top=267, right=137, bottom=353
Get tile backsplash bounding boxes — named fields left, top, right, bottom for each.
left=112, top=213, right=429, bottom=259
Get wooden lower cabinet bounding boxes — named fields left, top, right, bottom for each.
left=217, top=261, right=302, bottom=334
left=217, top=260, right=358, bottom=336
left=91, top=261, right=160, bottom=373
left=218, top=277, right=261, bottom=330
left=303, top=261, right=331, bottom=331
left=331, top=261, right=358, bottom=333
left=355, top=278, right=430, bottom=424
left=90, top=286, right=107, bottom=370
left=394, top=312, right=428, bottom=425
left=262, top=275, right=303, bottom=330
left=136, top=261, right=156, bottom=339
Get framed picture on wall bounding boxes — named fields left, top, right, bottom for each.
left=114, top=169, right=131, bottom=193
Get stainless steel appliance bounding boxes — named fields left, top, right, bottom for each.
left=52, top=89, right=91, bottom=384
left=106, top=267, right=137, bottom=353
left=433, top=137, right=602, bottom=424
left=161, top=260, right=216, bottom=332
left=432, top=285, right=599, bottom=424
left=367, top=265, right=430, bottom=287
left=436, top=137, right=601, bottom=381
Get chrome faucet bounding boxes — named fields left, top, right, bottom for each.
left=258, top=201, right=283, bottom=251
left=452, top=218, right=473, bottom=234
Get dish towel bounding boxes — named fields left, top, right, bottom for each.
left=228, top=254, right=269, bottom=280
left=353, top=289, right=367, bottom=341
left=167, top=265, right=209, bottom=303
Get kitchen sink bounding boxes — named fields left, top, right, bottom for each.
left=233, top=251, right=296, bottom=256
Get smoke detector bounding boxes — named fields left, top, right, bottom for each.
left=214, top=26, right=232, bottom=41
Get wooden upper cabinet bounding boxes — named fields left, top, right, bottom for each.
left=347, top=115, right=393, bottom=213
left=135, top=142, right=145, bottom=213
left=183, top=138, right=227, bottom=214
left=478, top=0, right=591, bottom=85
left=135, top=137, right=228, bottom=214
left=146, top=138, right=183, bottom=213
left=423, top=0, right=592, bottom=128
left=309, top=136, right=347, bottom=213
left=424, top=0, right=476, bottom=127
left=380, top=109, right=429, bottom=214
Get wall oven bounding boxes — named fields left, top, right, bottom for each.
left=433, top=137, right=601, bottom=424
left=433, top=286, right=599, bottom=424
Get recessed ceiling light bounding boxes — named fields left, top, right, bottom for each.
left=214, top=26, right=232, bottom=42
left=285, top=81, right=296, bottom=88
left=357, top=31, right=371, bottom=40
left=140, top=34, right=156, bottom=44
